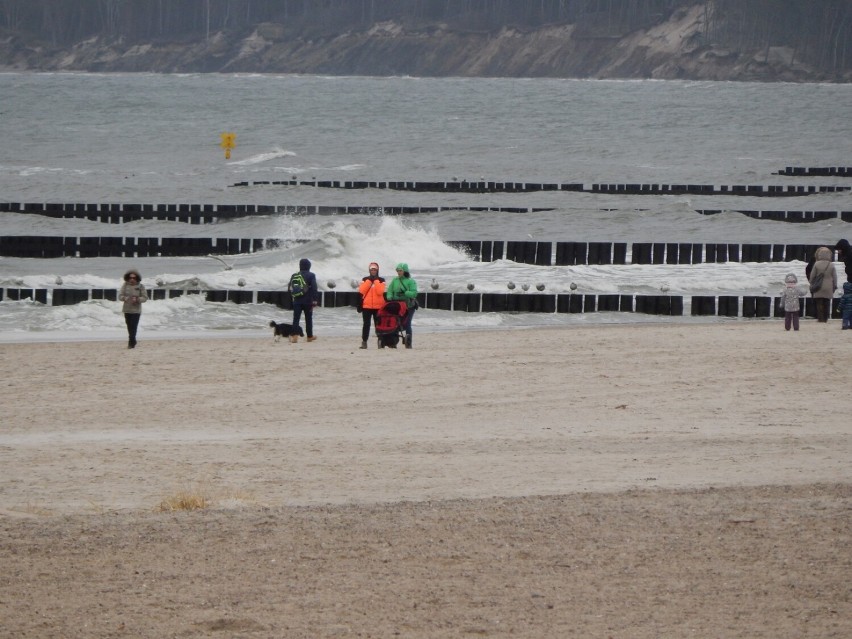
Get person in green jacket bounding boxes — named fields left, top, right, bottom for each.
left=385, top=262, right=418, bottom=349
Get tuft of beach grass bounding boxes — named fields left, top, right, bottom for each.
left=156, top=489, right=209, bottom=512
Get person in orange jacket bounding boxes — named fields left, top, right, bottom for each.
left=357, top=262, right=386, bottom=349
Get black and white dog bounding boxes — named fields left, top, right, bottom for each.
left=269, top=320, right=305, bottom=342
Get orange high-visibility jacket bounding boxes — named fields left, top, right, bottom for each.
left=358, top=276, right=387, bottom=310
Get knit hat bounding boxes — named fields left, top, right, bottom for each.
left=784, top=273, right=798, bottom=284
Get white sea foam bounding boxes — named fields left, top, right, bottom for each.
left=229, top=148, right=296, bottom=166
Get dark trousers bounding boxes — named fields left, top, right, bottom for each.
left=361, top=309, right=379, bottom=341
left=124, top=312, right=141, bottom=344
left=814, top=298, right=830, bottom=323
left=402, top=307, right=416, bottom=337
left=784, top=311, right=799, bottom=331
left=292, top=302, right=313, bottom=338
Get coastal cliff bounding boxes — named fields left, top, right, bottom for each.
left=0, top=2, right=848, bottom=82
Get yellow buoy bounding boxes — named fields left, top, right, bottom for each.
left=219, top=132, right=236, bottom=159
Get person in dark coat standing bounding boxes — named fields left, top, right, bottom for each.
left=289, top=258, right=319, bottom=343
left=838, top=281, right=852, bottom=330
left=835, top=239, right=852, bottom=282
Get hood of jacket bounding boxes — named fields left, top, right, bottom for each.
left=299, top=258, right=311, bottom=271
left=123, top=268, right=142, bottom=282
left=784, top=273, right=798, bottom=284
left=836, top=239, right=851, bottom=257
left=395, top=262, right=409, bottom=273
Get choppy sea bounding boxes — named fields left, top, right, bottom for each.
left=1, top=73, right=850, bottom=342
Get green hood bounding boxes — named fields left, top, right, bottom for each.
left=395, top=262, right=409, bottom=272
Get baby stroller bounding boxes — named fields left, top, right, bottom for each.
left=375, top=300, right=408, bottom=349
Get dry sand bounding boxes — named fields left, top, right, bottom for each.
left=1, top=323, right=850, bottom=638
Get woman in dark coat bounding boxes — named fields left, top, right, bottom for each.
left=835, top=239, right=852, bottom=282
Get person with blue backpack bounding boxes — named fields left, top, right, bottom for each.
left=288, top=258, right=318, bottom=343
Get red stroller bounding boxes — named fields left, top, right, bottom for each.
left=375, top=300, right=408, bottom=348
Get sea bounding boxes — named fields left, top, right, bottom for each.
left=1, top=73, right=850, bottom=343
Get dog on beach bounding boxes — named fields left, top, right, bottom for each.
left=269, top=320, right=304, bottom=342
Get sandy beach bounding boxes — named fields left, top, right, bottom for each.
left=1, top=323, right=850, bottom=638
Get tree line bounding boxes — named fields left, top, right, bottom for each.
left=1, top=0, right=849, bottom=75
left=0, top=0, right=692, bottom=38
left=705, top=0, right=850, bottom=74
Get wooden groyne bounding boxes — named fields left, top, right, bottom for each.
left=0, top=235, right=837, bottom=265
left=0, top=202, right=553, bottom=224
left=0, top=287, right=841, bottom=320
left=697, top=209, right=852, bottom=223
left=229, top=179, right=851, bottom=197
left=5, top=201, right=850, bottom=226
left=774, top=166, right=852, bottom=177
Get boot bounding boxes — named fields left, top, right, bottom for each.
left=289, top=334, right=299, bottom=343
left=359, top=340, right=368, bottom=349
left=307, top=336, right=317, bottom=342
left=404, top=335, right=412, bottom=349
